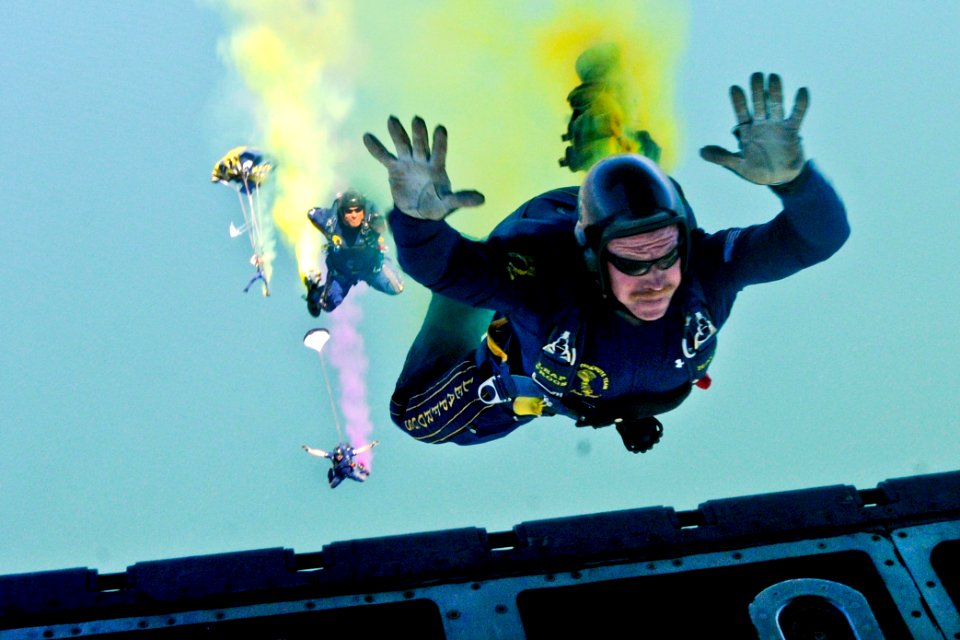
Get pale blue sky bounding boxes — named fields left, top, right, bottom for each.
left=2, top=1, right=958, bottom=575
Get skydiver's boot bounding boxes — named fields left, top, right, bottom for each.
left=304, top=272, right=324, bottom=318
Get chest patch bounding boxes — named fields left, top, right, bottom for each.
left=569, top=363, right=609, bottom=399
left=682, top=310, right=717, bottom=359
left=543, top=330, right=576, bottom=364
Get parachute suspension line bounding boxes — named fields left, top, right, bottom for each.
left=234, top=188, right=258, bottom=256
left=246, top=188, right=262, bottom=255
left=245, top=175, right=265, bottom=255
left=256, top=187, right=268, bottom=256
left=318, top=352, right=344, bottom=442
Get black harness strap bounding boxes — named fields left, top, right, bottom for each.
left=478, top=275, right=718, bottom=452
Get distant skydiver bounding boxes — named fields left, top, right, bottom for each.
left=243, top=255, right=268, bottom=294
left=302, top=440, right=380, bottom=488
left=303, top=190, right=404, bottom=317
left=211, top=147, right=275, bottom=297
left=362, top=72, right=849, bottom=453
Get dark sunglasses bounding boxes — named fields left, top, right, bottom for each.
left=605, top=245, right=681, bottom=276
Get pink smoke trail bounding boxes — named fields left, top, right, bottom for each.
left=326, top=288, right=376, bottom=470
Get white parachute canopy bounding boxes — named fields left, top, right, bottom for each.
left=303, top=328, right=331, bottom=354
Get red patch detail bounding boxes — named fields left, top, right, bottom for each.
left=695, top=374, right=712, bottom=390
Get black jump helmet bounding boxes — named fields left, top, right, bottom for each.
left=337, top=190, right=367, bottom=216
left=575, top=154, right=693, bottom=295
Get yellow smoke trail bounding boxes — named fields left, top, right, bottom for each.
left=535, top=1, right=689, bottom=172
left=214, top=0, right=358, bottom=277
left=212, top=0, right=688, bottom=268
left=350, top=0, right=689, bottom=238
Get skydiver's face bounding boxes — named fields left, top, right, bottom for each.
left=343, top=206, right=365, bottom=228
left=605, top=225, right=682, bottom=321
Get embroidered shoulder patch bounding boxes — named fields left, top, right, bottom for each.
left=723, top=229, right=742, bottom=263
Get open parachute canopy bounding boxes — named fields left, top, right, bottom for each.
left=211, top=146, right=274, bottom=193
left=211, top=146, right=276, bottom=297
left=303, top=328, right=331, bottom=355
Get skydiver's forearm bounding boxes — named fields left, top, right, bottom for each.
left=303, top=446, right=329, bottom=459
left=716, top=161, right=850, bottom=289
left=353, top=440, right=381, bottom=455
left=770, top=161, right=850, bottom=264
left=389, top=208, right=458, bottom=285
left=388, top=208, right=511, bottom=309
left=369, top=213, right=387, bottom=234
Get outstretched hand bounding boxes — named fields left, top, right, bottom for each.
left=700, top=72, right=808, bottom=185
left=363, top=116, right=485, bottom=220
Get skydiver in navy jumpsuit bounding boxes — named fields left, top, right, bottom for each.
left=302, top=441, right=380, bottom=488
left=304, top=190, right=404, bottom=317
left=363, top=73, right=849, bottom=452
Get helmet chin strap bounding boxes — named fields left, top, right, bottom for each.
left=574, top=222, right=588, bottom=246
left=607, top=292, right=651, bottom=326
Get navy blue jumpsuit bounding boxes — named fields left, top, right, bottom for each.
left=388, top=162, right=849, bottom=446
left=308, top=206, right=404, bottom=311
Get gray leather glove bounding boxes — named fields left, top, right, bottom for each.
left=700, top=72, right=808, bottom=186
left=363, top=116, right=485, bottom=220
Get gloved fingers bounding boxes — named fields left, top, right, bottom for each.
left=729, top=84, right=751, bottom=127
left=411, top=116, right=430, bottom=161
left=750, top=71, right=767, bottom=120
left=431, top=124, right=449, bottom=172
left=443, top=189, right=486, bottom=212
left=787, top=87, right=810, bottom=130
left=699, top=144, right=742, bottom=170
left=767, top=73, right=784, bottom=120
left=363, top=132, right=397, bottom=166
left=387, top=115, right=413, bottom=157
